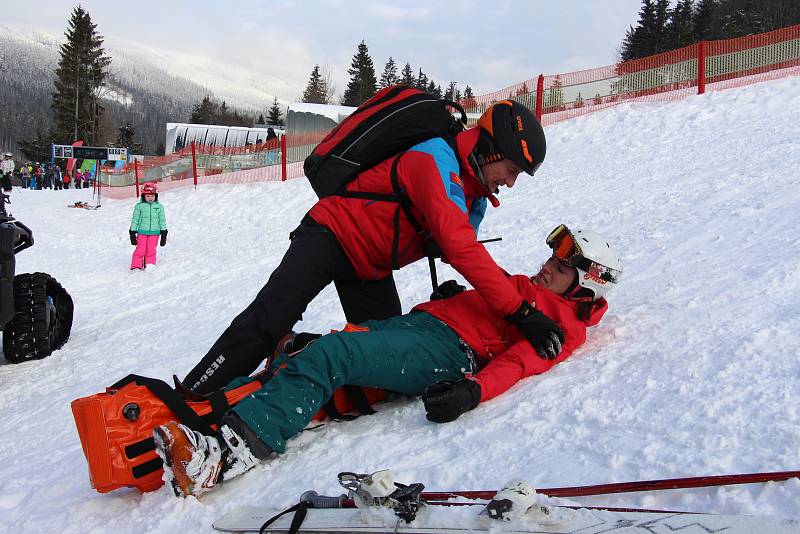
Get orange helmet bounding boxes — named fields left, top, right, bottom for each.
left=475, top=100, right=546, bottom=175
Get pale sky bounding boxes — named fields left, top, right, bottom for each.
left=2, top=0, right=645, bottom=101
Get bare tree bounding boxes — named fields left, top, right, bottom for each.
left=320, top=63, right=337, bottom=104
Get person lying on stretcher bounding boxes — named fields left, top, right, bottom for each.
left=154, top=225, right=622, bottom=497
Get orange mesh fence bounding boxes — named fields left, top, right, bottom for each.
left=464, top=24, right=799, bottom=127
left=705, top=25, right=800, bottom=90
left=99, top=24, right=799, bottom=200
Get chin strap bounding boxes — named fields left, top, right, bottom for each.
left=564, top=285, right=596, bottom=302
left=468, top=152, right=501, bottom=208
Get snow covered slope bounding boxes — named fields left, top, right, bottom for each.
left=1, top=74, right=799, bottom=533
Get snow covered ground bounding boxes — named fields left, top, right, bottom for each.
left=2, top=75, right=800, bottom=533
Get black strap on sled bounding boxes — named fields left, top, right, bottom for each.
left=111, top=374, right=217, bottom=436
left=322, top=385, right=377, bottom=421
left=258, top=501, right=310, bottom=534
left=111, top=373, right=273, bottom=479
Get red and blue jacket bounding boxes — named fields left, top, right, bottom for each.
left=309, top=127, right=524, bottom=317
left=415, top=274, right=608, bottom=402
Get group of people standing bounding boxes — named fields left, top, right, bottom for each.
left=1, top=153, right=94, bottom=192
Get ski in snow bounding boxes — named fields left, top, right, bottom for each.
left=212, top=504, right=799, bottom=533
left=212, top=470, right=800, bottom=533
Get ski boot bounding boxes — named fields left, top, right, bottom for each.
left=153, top=422, right=258, bottom=497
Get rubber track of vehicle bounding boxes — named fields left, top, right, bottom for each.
left=3, top=272, right=73, bottom=363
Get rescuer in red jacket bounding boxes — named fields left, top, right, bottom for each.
left=183, top=101, right=556, bottom=395
left=155, top=225, right=622, bottom=497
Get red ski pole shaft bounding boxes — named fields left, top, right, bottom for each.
left=420, top=470, right=800, bottom=501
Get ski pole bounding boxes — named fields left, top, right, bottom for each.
left=428, top=256, right=438, bottom=290
left=427, top=237, right=503, bottom=292
left=419, top=469, right=800, bottom=501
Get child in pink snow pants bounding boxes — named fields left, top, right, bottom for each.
left=129, top=182, right=168, bottom=270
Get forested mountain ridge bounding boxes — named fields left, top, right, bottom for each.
left=0, top=26, right=270, bottom=156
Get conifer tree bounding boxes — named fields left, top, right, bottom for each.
left=379, top=57, right=398, bottom=89
left=416, top=68, right=429, bottom=91
left=461, top=85, right=477, bottom=111
left=341, top=41, right=377, bottom=106
left=190, top=96, right=218, bottom=124
left=693, top=0, right=720, bottom=40
left=187, top=96, right=251, bottom=126
left=756, top=0, right=800, bottom=33
left=653, top=0, right=671, bottom=52
left=302, top=65, right=328, bottom=104
left=116, top=123, right=134, bottom=147
left=722, top=0, right=766, bottom=37
left=18, top=130, right=53, bottom=163
left=116, top=123, right=142, bottom=153
left=620, top=0, right=658, bottom=61
left=444, top=81, right=458, bottom=101
left=267, top=96, right=284, bottom=126
left=400, top=63, right=415, bottom=86
left=666, top=0, right=696, bottom=49
left=545, top=75, right=565, bottom=111
left=256, top=113, right=265, bottom=125
left=51, top=5, right=111, bottom=144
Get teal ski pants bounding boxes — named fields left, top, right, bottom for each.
left=231, top=311, right=473, bottom=453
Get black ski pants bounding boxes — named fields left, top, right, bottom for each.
left=183, top=217, right=402, bottom=394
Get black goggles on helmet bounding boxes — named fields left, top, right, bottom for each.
left=546, top=224, right=620, bottom=284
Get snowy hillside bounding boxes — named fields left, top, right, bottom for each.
left=0, top=25, right=277, bottom=111
left=1, top=74, right=800, bottom=533
left=0, top=25, right=278, bottom=156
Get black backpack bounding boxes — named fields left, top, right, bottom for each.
left=303, top=85, right=467, bottom=198
left=303, top=85, right=467, bottom=272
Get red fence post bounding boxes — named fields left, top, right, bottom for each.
left=535, top=74, right=544, bottom=122
left=134, top=160, right=141, bottom=196
left=281, top=134, right=287, bottom=182
left=191, top=141, right=198, bottom=189
left=95, top=160, right=101, bottom=206
left=697, top=40, right=706, bottom=94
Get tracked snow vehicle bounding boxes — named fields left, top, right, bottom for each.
left=0, top=192, right=73, bottom=363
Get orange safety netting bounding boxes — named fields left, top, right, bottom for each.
left=99, top=24, right=800, bottom=199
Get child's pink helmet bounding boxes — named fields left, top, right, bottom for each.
left=141, top=182, right=158, bottom=195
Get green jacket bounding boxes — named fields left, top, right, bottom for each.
left=130, top=201, right=167, bottom=235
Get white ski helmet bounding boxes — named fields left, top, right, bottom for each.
left=546, top=225, right=622, bottom=301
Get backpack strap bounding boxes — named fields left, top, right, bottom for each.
left=337, top=127, right=465, bottom=273
left=337, top=191, right=400, bottom=203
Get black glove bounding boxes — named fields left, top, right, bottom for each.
left=430, top=280, right=466, bottom=301
left=506, top=301, right=565, bottom=360
left=422, top=379, right=481, bottom=423
left=129, top=230, right=137, bottom=246
left=160, top=230, right=168, bottom=246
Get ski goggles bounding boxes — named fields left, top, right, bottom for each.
left=546, top=225, right=620, bottom=284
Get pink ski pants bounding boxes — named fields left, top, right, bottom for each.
left=130, top=234, right=160, bottom=269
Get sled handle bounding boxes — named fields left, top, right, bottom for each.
left=300, top=490, right=349, bottom=508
